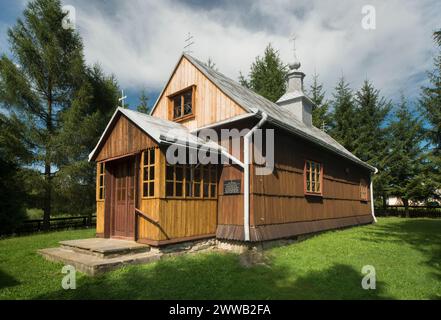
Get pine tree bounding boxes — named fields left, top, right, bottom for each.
left=386, top=96, right=426, bottom=216
left=239, top=44, right=288, bottom=102
left=353, top=80, right=391, bottom=204
left=137, top=89, right=149, bottom=114
left=0, top=0, right=119, bottom=227
left=205, top=57, right=218, bottom=71
left=420, top=29, right=441, bottom=196
left=329, top=77, right=357, bottom=151
left=309, top=73, right=331, bottom=130
left=0, top=0, right=87, bottom=228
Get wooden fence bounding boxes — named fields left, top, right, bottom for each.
left=375, top=206, right=441, bottom=218
left=5, top=215, right=96, bottom=236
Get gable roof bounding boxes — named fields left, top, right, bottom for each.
left=150, top=53, right=375, bottom=172
left=88, top=107, right=222, bottom=161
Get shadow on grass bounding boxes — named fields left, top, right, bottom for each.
left=0, top=269, right=20, bottom=290
left=37, top=253, right=391, bottom=300
left=358, top=218, right=441, bottom=280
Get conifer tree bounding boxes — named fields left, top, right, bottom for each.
left=309, top=73, right=331, bottom=130
left=239, top=44, right=288, bottom=102
left=386, top=96, right=426, bottom=216
left=420, top=29, right=441, bottom=196
left=353, top=80, right=391, bottom=204
left=329, top=77, right=357, bottom=151
left=137, top=89, right=149, bottom=114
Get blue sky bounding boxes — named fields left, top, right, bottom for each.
left=1, top=0, right=441, bottom=111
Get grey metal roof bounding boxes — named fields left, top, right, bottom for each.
left=88, top=107, right=222, bottom=161
left=182, top=53, right=375, bottom=172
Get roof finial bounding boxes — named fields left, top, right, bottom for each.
left=184, top=32, right=195, bottom=54
left=289, top=34, right=301, bottom=70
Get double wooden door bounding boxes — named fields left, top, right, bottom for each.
left=111, top=157, right=136, bottom=238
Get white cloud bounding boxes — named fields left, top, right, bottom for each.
left=66, top=0, right=441, bottom=101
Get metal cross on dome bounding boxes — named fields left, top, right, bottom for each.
left=290, top=34, right=298, bottom=60
left=118, top=89, right=127, bottom=108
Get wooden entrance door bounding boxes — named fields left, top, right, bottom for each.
left=112, top=158, right=135, bottom=238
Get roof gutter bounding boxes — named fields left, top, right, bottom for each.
left=243, top=111, right=268, bottom=241
left=370, top=167, right=379, bottom=223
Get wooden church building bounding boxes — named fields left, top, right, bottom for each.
left=89, top=53, right=377, bottom=246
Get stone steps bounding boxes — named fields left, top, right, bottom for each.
left=38, top=247, right=161, bottom=276
left=38, top=238, right=160, bottom=276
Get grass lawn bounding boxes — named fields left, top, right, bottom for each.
left=0, top=217, right=440, bottom=300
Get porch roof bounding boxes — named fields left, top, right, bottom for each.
left=88, top=107, right=222, bottom=162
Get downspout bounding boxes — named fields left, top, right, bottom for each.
left=370, top=168, right=379, bottom=223
left=243, top=112, right=268, bottom=241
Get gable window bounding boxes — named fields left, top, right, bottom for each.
left=304, top=160, right=323, bottom=195
left=142, top=148, right=156, bottom=198
left=169, top=86, right=195, bottom=121
left=166, top=163, right=217, bottom=198
left=360, top=179, right=368, bottom=201
left=97, top=162, right=105, bottom=200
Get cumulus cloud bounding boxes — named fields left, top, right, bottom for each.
left=65, top=0, right=440, bottom=101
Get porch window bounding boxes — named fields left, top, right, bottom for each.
left=360, top=179, right=368, bottom=201
left=166, top=163, right=217, bottom=198
left=304, top=160, right=323, bottom=195
left=169, top=86, right=195, bottom=121
left=142, top=148, right=156, bottom=198
left=97, top=162, right=105, bottom=200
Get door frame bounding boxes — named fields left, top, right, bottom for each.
left=106, top=155, right=138, bottom=240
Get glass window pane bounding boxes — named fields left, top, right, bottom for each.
left=176, top=166, right=184, bottom=181
left=210, top=184, right=216, bottom=197
left=143, top=168, right=148, bottom=181
left=173, top=96, right=182, bottom=118
left=194, top=183, right=201, bottom=197
left=149, top=166, right=155, bottom=181
left=183, top=91, right=192, bottom=115
left=185, top=182, right=192, bottom=197
left=99, top=175, right=104, bottom=187
left=194, top=167, right=201, bottom=182
left=176, top=182, right=183, bottom=197
left=143, top=152, right=148, bottom=166
left=203, top=183, right=209, bottom=197
left=166, top=182, right=174, bottom=196
left=166, top=165, right=174, bottom=181
left=203, top=168, right=209, bottom=182
left=143, top=182, right=148, bottom=197
left=150, top=149, right=155, bottom=164
left=99, top=188, right=103, bottom=199
left=149, top=182, right=155, bottom=197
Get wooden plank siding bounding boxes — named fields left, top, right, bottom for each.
left=248, top=126, right=373, bottom=240
left=95, top=114, right=157, bottom=162
left=151, top=56, right=247, bottom=131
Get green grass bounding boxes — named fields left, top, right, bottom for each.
left=0, top=218, right=440, bottom=300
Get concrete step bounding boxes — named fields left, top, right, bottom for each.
left=59, top=238, right=150, bottom=259
left=38, top=247, right=161, bottom=276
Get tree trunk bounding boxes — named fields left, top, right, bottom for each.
left=43, top=91, right=53, bottom=231
left=403, top=198, right=410, bottom=218
left=43, top=161, right=51, bottom=230
left=382, top=194, right=388, bottom=216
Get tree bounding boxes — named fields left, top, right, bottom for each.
left=329, top=77, right=357, bottom=151
left=137, top=89, right=149, bottom=114
left=309, top=73, right=331, bottom=130
left=205, top=57, right=218, bottom=71
left=353, top=80, right=391, bottom=205
left=420, top=29, right=441, bottom=197
left=386, top=96, right=426, bottom=216
left=0, top=0, right=119, bottom=228
left=0, top=114, right=32, bottom=234
left=53, top=65, right=119, bottom=217
left=239, top=44, right=288, bottom=102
